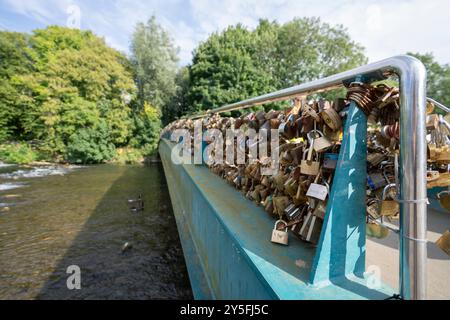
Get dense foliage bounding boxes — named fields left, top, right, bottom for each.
left=184, top=18, right=367, bottom=116
left=409, top=52, right=450, bottom=107
left=130, top=16, right=179, bottom=129
left=1, top=17, right=447, bottom=164
left=0, top=26, right=137, bottom=163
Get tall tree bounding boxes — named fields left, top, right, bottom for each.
left=186, top=18, right=368, bottom=115
left=12, top=26, right=135, bottom=161
left=163, top=67, right=190, bottom=124
left=0, top=32, right=33, bottom=142
left=275, top=17, right=367, bottom=87
left=408, top=52, right=450, bottom=107
left=130, top=16, right=179, bottom=111
left=188, top=24, right=276, bottom=113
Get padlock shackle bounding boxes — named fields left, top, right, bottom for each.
left=274, top=219, right=288, bottom=232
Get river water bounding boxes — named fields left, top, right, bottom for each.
left=0, top=162, right=193, bottom=299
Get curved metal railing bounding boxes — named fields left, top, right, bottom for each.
left=187, top=55, right=428, bottom=300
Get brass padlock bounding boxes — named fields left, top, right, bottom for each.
left=271, top=220, right=289, bottom=245
left=428, top=172, right=450, bottom=188
left=294, top=178, right=308, bottom=205
left=367, top=153, right=386, bottom=167
left=436, top=230, right=450, bottom=255
left=284, top=178, right=299, bottom=197
left=435, top=146, right=450, bottom=163
left=366, top=222, right=389, bottom=239
left=426, top=170, right=440, bottom=182
left=308, top=130, right=332, bottom=153
left=426, top=114, right=439, bottom=131
left=437, top=191, right=450, bottom=212
left=380, top=200, right=399, bottom=217
left=273, top=196, right=290, bottom=217
left=264, top=196, right=275, bottom=217
left=300, top=148, right=320, bottom=176
left=323, top=124, right=341, bottom=142
left=321, top=107, right=342, bottom=131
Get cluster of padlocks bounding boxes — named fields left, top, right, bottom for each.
left=162, top=82, right=450, bottom=252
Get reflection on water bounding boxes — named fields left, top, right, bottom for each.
left=0, top=163, right=193, bottom=299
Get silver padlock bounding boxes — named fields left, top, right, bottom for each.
left=308, top=130, right=332, bottom=153
left=271, top=220, right=289, bottom=245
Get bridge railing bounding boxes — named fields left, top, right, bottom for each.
left=186, top=55, right=428, bottom=300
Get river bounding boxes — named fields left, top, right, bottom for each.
left=0, top=162, right=193, bottom=299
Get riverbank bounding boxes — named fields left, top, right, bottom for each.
left=0, top=142, right=160, bottom=166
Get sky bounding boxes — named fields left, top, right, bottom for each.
left=0, top=0, right=449, bottom=66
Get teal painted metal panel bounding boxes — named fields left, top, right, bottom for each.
left=159, top=138, right=395, bottom=299
left=310, top=101, right=367, bottom=286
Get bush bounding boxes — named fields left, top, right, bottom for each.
left=0, top=142, right=38, bottom=164
left=129, top=102, right=162, bottom=156
left=66, top=122, right=115, bottom=164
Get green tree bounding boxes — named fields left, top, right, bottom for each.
left=408, top=52, right=450, bottom=107
left=275, top=17, right=367, bottom=87
left=163, top=67, right=191, bottom=123
left=188, top=24, right=276, bottom=113
left=129, top=102, right=162, bottom=155
left=0, top=31, right=33, bottom=142
left=186, top=18, right=368, bottom=115
left=67, top=120, right=116, bottom=164
left=130, top=16, right=179, bottom=111
left=14, top=26, right=135, bottom=160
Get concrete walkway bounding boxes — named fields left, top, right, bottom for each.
left=366, top=207, right=450, bottom=300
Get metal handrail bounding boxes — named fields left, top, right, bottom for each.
left=428, top=97, right=450, bottom=113
left=187, top=55, right=428, bottom=300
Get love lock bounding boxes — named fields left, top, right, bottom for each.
left=271, top=220, right=289, bottom=245
left=436, top=230, right=450, bottom=255
left=300, top=147, right=320, bottom=176
left=437, top=190, right=450, bottom=212
left=320, top=107, right=342, bottom=131
left=299, top=209, right=323, bottom=245
left=379, top=184, right=399, bottom=218
left=307, top=130, right=332, bottom=153
left=306, top=174, right=329, bottom=202
left=284, top=203, right=302, bottom=221
left=366, top=222, right=390, bottom=239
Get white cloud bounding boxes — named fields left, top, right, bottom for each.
left=3, top=0, right=72, bottom=24
left=2, top=0, right=450, bottom=65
